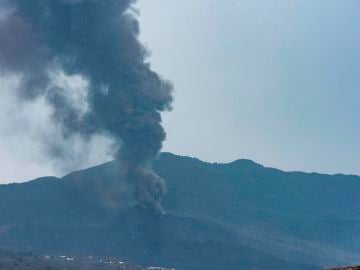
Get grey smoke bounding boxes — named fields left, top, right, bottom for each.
left=0, top=0, right=173, bottom=211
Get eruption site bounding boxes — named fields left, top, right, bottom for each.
left=0, top=0, right=173, bottom=212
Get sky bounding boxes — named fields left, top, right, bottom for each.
left=136, top=0, right=360, bottom=176
left=0, top=0, right=359, bottom=183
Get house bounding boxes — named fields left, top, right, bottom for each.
left=328, top=266, right=360, bottom=270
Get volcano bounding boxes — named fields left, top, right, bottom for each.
left=1, top=153, right=360, bottom=269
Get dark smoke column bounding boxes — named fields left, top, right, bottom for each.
left=0, top=0, right=173, bottom=212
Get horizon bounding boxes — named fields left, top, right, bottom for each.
left=0, top=2, right=359, bottom=268
left=0, top=0, right=359, bottom=182
left=1, top=151, right=359, bottom=184
left=137, top=0, right=360, bottom=177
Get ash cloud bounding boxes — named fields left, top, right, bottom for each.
left=0, top=0, right=173, bottom=211
left=0, top=73, right=116, bottom=182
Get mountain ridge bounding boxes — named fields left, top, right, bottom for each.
left=1, top=152, right=360, bottom=269
left=4, top=152, right=358, bottom=185
left=160, top=152, right=360, bottom=178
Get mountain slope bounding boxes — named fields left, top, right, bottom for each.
left=0, top=153, right=359, bottom=268
left=156, top=153, right=360, bottom=266
left=0, top=205, right=315, bottom=270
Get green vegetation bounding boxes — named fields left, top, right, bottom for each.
left=0, top=250, right=142, bottom=270
left=1, top=153, right=359, bottom=269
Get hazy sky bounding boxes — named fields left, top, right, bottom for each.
left=136, top=0, right=360, bottom=175
left=0, top=0, right=359, bottom=183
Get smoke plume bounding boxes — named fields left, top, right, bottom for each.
left=0, top=0, right=173, bottom=211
